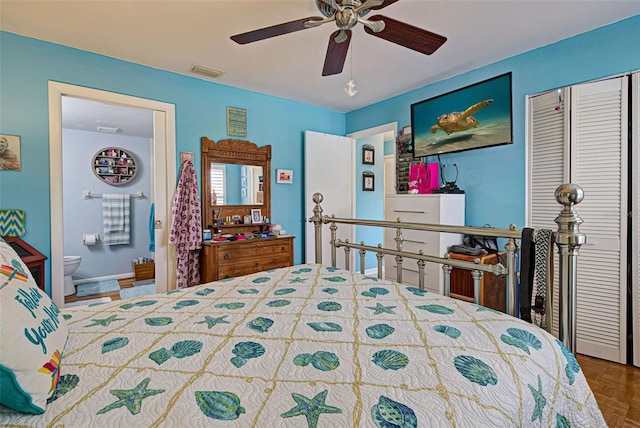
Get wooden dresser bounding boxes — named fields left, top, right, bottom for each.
left=200, top=236, right=294, bottom=283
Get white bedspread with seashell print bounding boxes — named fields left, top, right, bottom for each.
left=0, top=264, right=605, bottom=427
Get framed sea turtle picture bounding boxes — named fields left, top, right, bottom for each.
left=411, top=72, right=513, bottom=158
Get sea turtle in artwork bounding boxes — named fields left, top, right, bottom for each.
left=430, top=99, right=493, bottom=135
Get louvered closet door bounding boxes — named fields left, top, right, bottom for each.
left=570, top=77, right=628, bottom=363
left=528, top=88, right=569, bottom=338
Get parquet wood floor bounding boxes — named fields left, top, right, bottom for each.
left=577, top=354, right=640, bottom=427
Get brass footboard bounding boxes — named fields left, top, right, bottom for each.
left=309, top=184, right=586, bottom=353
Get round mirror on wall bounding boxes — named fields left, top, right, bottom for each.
left=92, top=147, right=138, bottom=186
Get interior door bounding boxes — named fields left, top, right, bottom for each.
left=304, top=130, right=354, bottom=268
left=48, top=82, right=176, bottom=306
left=528, top=76, right=629, bottom=363
left=570, top=77, right=628, bottom=363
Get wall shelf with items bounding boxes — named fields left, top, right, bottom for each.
left=92, top=147, right=138, bottom=186
left=395, top=132, right=414, bottom=193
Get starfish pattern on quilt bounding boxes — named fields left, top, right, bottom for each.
left=97, top=377, right=164, bottom=415
left=195, top=315, right=230, bottom=329
left=366, top=302, right=396, bottom=315
left=280, top=390, right=342, bottom=428
left=84, top=314, right=125, bottom=327
left=528, top=375, right=547, bottom=422
left=289, top=277, right=307, bottom=283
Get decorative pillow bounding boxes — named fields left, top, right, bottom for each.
left=0, top=237, right=68, bottom=414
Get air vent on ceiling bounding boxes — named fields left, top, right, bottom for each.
left=190, top=64, right=225, bottom=78
left=97, top=126, right=122, bottom=134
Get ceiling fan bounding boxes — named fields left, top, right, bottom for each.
left=230, top=0, right=447, bottom=76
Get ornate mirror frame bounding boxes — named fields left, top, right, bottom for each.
left=201, top=137, right=271, bottom=229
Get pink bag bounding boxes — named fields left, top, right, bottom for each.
left=409, top=163, right=440, bottom=194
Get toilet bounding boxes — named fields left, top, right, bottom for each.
left=63, top=256, right=82, bottom=296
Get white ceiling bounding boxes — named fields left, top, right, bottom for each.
left=2, top=1, right=639, bottom=119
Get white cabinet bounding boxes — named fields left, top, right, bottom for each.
left=384, top=194, right=465, bottom=294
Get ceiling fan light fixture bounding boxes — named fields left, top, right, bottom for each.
left=190, top=64, right=225, bottom=78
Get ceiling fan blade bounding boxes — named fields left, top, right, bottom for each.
left=322, top=30, right=352, bottom=76
left=364, top=15, right=446, bottom=55
left=231, top=17, right=322, bottom=44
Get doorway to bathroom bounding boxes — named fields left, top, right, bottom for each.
left=48, top=82, right=177, bottom=307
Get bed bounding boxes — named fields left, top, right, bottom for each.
left=0, top=185, right=605, bottom=427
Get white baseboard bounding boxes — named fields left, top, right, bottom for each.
left=74, top=272, right=134, bottom=285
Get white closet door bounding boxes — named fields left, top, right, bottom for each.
left=570, top=77, right=628, bottom=363
left=304, top=131, right=354, bottom=268
left=528, top=88, right=569, bottom=336
left=633, top=72, right=640, bottom=368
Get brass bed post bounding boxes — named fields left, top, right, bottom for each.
left=359, top=243, right=366, bottom=274
left=443, top=256, right=452, bottom=297
left=471, top=270, right=482, bottom=305
left=394, top=226, right=403, bottom=283
left=344, top=241, right=351, bottom=271
left=554, top=184, right=586, bottom=354
left=311, top=193, right=324, bottom=264
left=417, top=253, right=426, bottom=290
left=330, top=220, right=338, bottom=268
left=505, top=227, right=518, bottom=317
left=376, top=246, right=383, bottom=279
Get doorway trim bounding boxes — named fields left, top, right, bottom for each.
left=48, top=82, right=177, bottom=307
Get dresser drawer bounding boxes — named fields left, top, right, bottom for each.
left=217, top=253, right=291, bottom=280
left=218, top=239, right=291, bottom=263
left=384, top=229, right=438, bottom=255
left=385, top=206, right=441, bottom=224
left=217, top=260, right=261, bottom=279
left=201, top=237, right=294, bottom=283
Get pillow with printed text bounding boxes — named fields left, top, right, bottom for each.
left=0, top=237, right=68, bottom=414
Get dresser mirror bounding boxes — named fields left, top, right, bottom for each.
left=201, top=137, right=271, bottom=229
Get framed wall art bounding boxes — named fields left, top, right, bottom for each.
left=0, top=134, right=21, bottom=171
left=411, top=72, right=513, bottom=158
left=363, top=171, right=375, bottom=191
left=227, top=106, right=247, bottom=137
left=362, top=145, right=375, bottom=165
left=276, top=169, right=293, bottom=184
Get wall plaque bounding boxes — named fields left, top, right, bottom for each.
left=226, top=106, right=247, bottom=137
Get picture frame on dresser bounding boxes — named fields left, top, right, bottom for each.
left=251, top=209, right=262, bottom=224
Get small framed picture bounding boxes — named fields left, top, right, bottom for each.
left=241, top=176, right=247, bottom=187
left=0, top=134, right=22, bottom=171
left=180, top=151, right=194, bottom=164
left=277, top=169, right=293, bottom=184
left=363, top=172, right=375, bottom=191
left=241, top=166, right=247, bottom=176
left=362, top=146, right=375, bottom=165
left=241, top=188, right=247, bottom=198
left=251, top=208, right=262, bottom=224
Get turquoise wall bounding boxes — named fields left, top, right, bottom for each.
left=355, top=134, right=384, bottom=271
left=346, top=15, right=640, bottom=230
left=0, top=31, right=345, bottom=293
left=1, top=15, right=639, bottom=294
